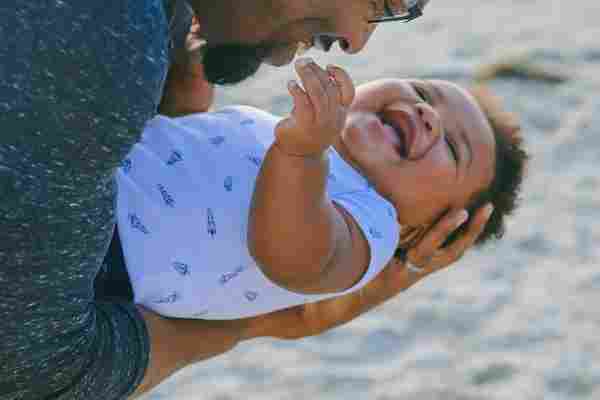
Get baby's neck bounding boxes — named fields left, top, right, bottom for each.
left=331, top=138, right=398, bottom=214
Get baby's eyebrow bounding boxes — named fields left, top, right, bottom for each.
left=459, top=125, right=473, bottom=170
left=428, top=81, right=445, bottom=102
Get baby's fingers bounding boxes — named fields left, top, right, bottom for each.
left=295, top=58, right=333, bottom=120
left=327, top=65, right=355, bottom=107
left=287, top=79, right=313, bottom=122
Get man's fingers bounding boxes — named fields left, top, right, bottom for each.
left=435, top=204, right=493, bottom=265
left=468, top=203, right=494, bottom=238
left=360, top=258, right=414, bottom=305
left=409, top=209, right=468, bottom=264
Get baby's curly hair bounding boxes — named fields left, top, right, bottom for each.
left=445, top=84, right=529, bottom=247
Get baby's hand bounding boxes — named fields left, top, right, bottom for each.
left=275, top=58, right=355, bottom=157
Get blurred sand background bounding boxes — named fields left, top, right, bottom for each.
left=142, top=1, right=600, bottom=399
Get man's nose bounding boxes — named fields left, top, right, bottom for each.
left=314, top=25, right=374, bottom=54
left=314, top=34, right=358, bottom=54
left=341, top=26, right=375, bottom=54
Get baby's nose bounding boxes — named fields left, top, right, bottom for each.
left=415, top=103, right=441, bottom=138
left=410, top=103, right=442, bottom=159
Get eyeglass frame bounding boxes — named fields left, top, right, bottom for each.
left=367, top=0, right=423, bottom=24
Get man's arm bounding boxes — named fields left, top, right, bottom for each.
left=1, top=2, right=169, bottom=398
left=131, top=308, right=246, bottom=398
left=131, top=201, right=491, bottom=398
left=159, top=14, right=215, bottom=117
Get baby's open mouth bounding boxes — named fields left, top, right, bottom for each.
left=380, top=113, right=408, bottom=158
left=380, top=109, right=417, bottom=159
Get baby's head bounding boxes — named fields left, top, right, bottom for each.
left=333, top=78, right=528, bottom=249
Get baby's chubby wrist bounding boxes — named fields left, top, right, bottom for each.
left=272, top=137, right=330, bottom=160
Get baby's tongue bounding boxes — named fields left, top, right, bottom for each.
left=381, top=122, right=404, bottom=154
left=381, top=102, right=408, bottom=156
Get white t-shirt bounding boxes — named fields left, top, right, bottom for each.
left=116, top=106, right=400, bottom=319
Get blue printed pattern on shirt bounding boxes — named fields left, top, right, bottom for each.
left=244, top=291, right=258, bottom=302
left=154, top=292, right=179, bottom=304
left=219, top=265, right=245, bottom=285
left=246, top=154, right=262, bottom=167
left=224, top=176, right=233, bottom=192
left=166, top=150, right=183, bottom=165
left=207, top=208, right=217, bottom=237
left=129, top=214, right=150, bottom=234
left=209, top=136, right=225, bottom=146
left=369, top=227, right=383, bottom=239
left=173, top=261, right=191, bottom=276
left=157, top=184, right=175, bottom=207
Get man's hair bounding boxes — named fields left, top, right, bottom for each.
left=444, top=84, right=529, bottom=247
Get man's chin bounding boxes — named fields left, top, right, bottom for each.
left=264, top=58, right=294, bottom=67
left=202, top=43, right=268, bottom=85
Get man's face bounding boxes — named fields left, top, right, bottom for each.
left=196, top=0, right=430, bottom=85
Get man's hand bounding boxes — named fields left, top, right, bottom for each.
left=405, top=205, right=493, bottom=271
left=274, top=58, right=355, bottom=157
left=244, top=204, right=493, bottom=340
left=159, top=16, right=214, bottom=116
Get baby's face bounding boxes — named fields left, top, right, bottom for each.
left=336, top=79, right=496, bottom=227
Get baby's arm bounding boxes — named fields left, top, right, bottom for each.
left=248, top=59, right=369, bottom=294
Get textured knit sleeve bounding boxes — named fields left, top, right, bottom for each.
left=0, top=1, right=170, bottom=399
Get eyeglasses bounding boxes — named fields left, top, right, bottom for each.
left=367, top=0, right=423, bottom=24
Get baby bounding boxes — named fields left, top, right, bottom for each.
left=116, top=59, right=527, bottom=320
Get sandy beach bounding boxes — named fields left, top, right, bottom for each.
left=141, top=1, right=600, bottom=399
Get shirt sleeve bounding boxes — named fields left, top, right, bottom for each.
left=330, top=190, right=400, bottom=294
left=0, top=2, right=170, bottom=398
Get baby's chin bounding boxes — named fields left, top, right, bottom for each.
left=341, top=115, right=381, bottom=152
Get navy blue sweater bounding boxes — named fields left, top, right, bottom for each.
left=0, top=1, right=191, bottom=398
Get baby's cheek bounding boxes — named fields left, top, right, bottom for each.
left=344, top=114, right=384, bottom=152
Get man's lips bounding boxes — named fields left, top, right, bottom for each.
left=300, top=35, right=348, bottom=54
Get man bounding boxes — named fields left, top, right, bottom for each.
left=0, top=1, right=491, bottom=399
